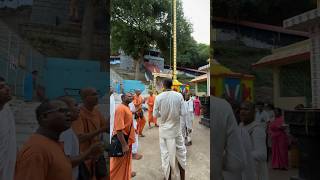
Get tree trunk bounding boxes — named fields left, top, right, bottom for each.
left=134, top=49, right=145, bottom=80
left=134, top=59, right=140, bottom=80
left=79, top=0, right=97, bottom=59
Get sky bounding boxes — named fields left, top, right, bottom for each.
left=182, top=0, right=210, bottom=45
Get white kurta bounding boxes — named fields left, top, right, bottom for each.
left=109, top=93, right=116, bottom=141
left=240, top=127, right=255, bottom=180
left=0, top=104, right=17, bottom=180
left=255, top=110, right=269, bottom=128
left=180, top=101, right=188, bottom=139
left=153, top=91, right=187, bottom=180
left=240, top=121, right=269, bottom=180
left=186, top=99, right=194, bottom=130
left=60, top=128, right=80, bottom=179
left=129, top=102, right=139, bottom=154
left=211, top=97, right=246, bottom=180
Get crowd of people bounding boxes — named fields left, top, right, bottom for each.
left=0, top=76, right=109, bottom=180
left=212, top=97, right=290, bottom=180
left=109, top=78, right=202, bottom=180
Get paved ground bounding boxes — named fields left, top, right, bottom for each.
left=11, top=100, right=298, bottom=180
left=269, top=161, right=298, bottom=180
left=132, top=116, right=210, bottom=180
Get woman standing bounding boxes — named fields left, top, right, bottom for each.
left=193, top=96, right=201, bottom=121
left=268, top=108, right=289, bottom=170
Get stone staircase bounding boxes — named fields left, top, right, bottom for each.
left=9, top=99, right=109, bottom=149
left=9, top=99, right=40, bottom=149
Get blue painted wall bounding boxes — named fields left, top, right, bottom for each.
left=112, top=80, right=146, bottom=94
left=44, top=57, right=107, bottom=101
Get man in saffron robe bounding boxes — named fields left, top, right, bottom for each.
left=134, top=89, right=146, bottom=137
left=15, top=100, right=73, bottom=180
left=72, top=88, right=107, bottom=180
left=147, top=90, right=158, bottom=128
left=110, top=93, right=136, bottom=180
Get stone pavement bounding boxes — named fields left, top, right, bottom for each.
left=132, top=116, right=210, bottom=180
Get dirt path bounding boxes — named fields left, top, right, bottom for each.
left=132, top=116, right=210, bottom=180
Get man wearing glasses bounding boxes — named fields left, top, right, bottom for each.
left=15, top=99, right=73, bottom=179
left=0, top=77, right=16, bottom=180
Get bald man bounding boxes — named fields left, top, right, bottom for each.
left=72, top=87, right=107, bottom=179
left=15, top=100, right=73, bottom=180
left=58, top=96, right=104, bottom=180
left=133, top=89, right=146, bottom=137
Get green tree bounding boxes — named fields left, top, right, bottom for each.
left=111, top=0, right=170, bottom=79
left=112, top=0, right=200, bottom=79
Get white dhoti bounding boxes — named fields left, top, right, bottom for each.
left=132, top=118, right=139, bottom=154
left=180, top=116, right=187, bottom=140
left=160, top=133, right=187, bottom=180
left=186, top=112, right=193, bottom=143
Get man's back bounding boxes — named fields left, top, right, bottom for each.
left=211, top=96, right=245, bottom=180
left=153, top=91, right=185, bottom=138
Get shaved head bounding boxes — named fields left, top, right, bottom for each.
left=80, top=87, right=96, bottom=99
left=80, top=87, right=98, bottom=109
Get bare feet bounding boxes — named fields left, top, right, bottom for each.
left=139, top=134, right=145, bottom=137
left=132, top=153, right=143, bottom=160
left=131, top=171, right=136, bottom=177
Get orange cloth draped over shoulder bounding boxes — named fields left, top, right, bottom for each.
left=72, top=106, right=107, bottom=180
left=133, top=94, right=146, bottom=135
left=110, top=104, right=135, bottom=180
left=15, top=134, right=72, bottom=180
left=147, top=95, right=157, bottom=124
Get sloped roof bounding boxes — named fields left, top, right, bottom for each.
left=252, top=39, right=310, bottom=68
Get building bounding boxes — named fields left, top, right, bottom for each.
left=190, top=62, right=210, bottom=96
left=212, top=16, right=309, bottom=49
left=253, top=40, right=311, bottom=110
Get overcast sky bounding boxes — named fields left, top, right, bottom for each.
left=182, top=0, right=210, bottom=45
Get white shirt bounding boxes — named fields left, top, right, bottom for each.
left=255, top=110, right=269, bottom=124
left=60, top=128, right=79, bottom=179
left=265, top=110, right=275, bottom=122
left=110, top=93, right=116, bottom=140
left=153, top=91, right=187, bottom=138
left=0, top=104, right=16, bottom=180
left=186, top=99, right=194, bottom=113
left=240, top=121, right=268, bottom=180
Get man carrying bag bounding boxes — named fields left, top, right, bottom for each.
left=110, top=93, right=135, bottom=180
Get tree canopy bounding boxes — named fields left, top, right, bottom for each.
left=111, top=0, right=209, bottom=79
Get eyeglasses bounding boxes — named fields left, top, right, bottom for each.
left=42, top=108, right=70, bottom=115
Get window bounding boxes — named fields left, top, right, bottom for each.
left=279, top=61, right=311, bottom=97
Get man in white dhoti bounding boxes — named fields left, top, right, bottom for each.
left=0, top=77, right=16, bottom=180
left=185, top=94, right=194, bottom=146
left=153, top=79, right=187, bottom=180
left=211, top=96, right=247, bottom=180
left=180, top=95, right=188, bottom=146
left=110, top=86, right=116, bottom=141
left=129, top=96, right=143, bottom=160
left=239, top=102, right=269, bottom=180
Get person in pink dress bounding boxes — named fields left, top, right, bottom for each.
left=193, top=96, right=201, bottom=119
left=268, top=108, right=289, bottom=170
